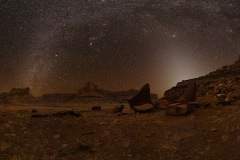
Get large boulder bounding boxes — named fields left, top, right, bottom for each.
left=128, top=83, right=154, bottom=113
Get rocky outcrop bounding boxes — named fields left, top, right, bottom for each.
left=8, top=87, right=31, bottom=97
left=77, top=82, right=158, bottom=102
left=7, top=87, right=35, bottom=103
left=128, top=83, right=154, bottom=113
left=163, top=56, right=240, bottom=106
left=41, top=93, right=77, bottom=103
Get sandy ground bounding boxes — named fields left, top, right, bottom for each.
left=1, top=103, right=240, bottom=160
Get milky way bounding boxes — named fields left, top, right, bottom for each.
left=0, top=0, right=240, bottom=96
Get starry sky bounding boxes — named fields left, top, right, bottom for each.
left=0, top=0, right=240, bottom=96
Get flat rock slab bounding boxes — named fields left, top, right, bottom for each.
left=31, top=110, right=81, bottom=118
left=133, top=104, right=154, bottom=113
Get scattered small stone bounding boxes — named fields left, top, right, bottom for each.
left=113, top=105, right=124, bottom=113
left=31, top=109, right=38, bottom=113
left=31, top=114, right=49, bottom=118
left=81, top=132, right=94, bottom=136
left=92, top=106, right=101, bottom=111
left=210, top=128, right=219, bottom=132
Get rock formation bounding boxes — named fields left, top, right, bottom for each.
left=77, top=82, right=158, bottom=102
left=7, top=87, right=35, bottom=103
left=163, top=56, right=240, bottom=106
left=128, top=83, right=154, bottom=113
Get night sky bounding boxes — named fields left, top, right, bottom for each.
left=0, top=0, right=240, bottom=96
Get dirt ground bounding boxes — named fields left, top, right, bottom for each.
left=1, top=103, right=240, bottom=160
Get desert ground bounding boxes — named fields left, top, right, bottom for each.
left=1, top=102, right=240, bottom=160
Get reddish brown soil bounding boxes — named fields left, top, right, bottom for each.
left=1, top=104, right=240, bottom=160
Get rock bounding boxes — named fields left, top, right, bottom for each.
left=31, top=109, right=38, bottom=113
left=184, top=80, right=197, bottom=102
left=133, top=104, right=154, bottom=113
left=113, top=104, right=124, bottom=113
left=210, top=128, right=219, bottom=132
left=128, top=83, right=153, bottom=113
left=166, top=103, right=192, bottom=116
left=31, top=114, right=49, bottom=118
left=31, top=110, right=81, bottom=118
left=92, top=106, right=102, bottom=111
left=57, top=144, right=92, bottom=157
left=154, top=99, right=170, bottom=110
left=163, top=56, right=240, bottom=107
left=53, top=110, right=81, bottom=117
left=164, top=81, right=188, bottom=103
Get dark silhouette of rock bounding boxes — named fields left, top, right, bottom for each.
left=53, top=111, right=81, bottom=117
left=92, top=106, right=102, bottom=111
left=31, top=110, right=81, bottom=118
left=128, top=83, right=154, bottom=113
left=31, top=114, right=49, bottom=118
left=31, top=109, right=38, bottom=113
left=113, top=104, right=124, bottom=113
left=184, top=80, right=197, bottom=102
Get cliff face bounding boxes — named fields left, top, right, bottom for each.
left=163, top=57, right=240, bottom=106
left=2, top=87, right=36, bottom=103
left=78, top=82, right=158, bottom=102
